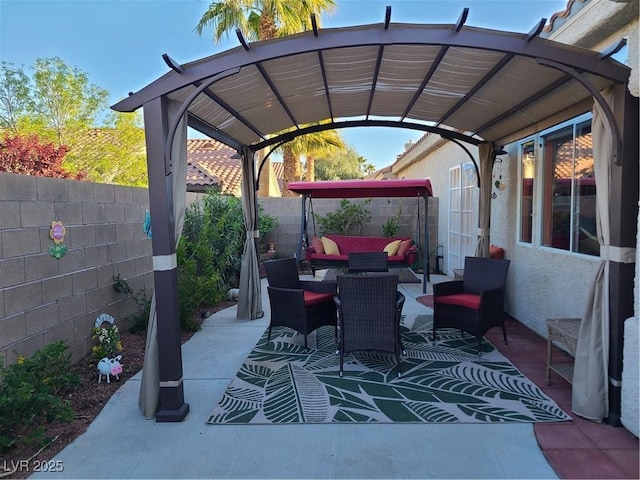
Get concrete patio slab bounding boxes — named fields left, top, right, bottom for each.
left=30, top=278, right=558, bottom=479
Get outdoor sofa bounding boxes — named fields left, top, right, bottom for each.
left=305, top=234, right=417, bottom=273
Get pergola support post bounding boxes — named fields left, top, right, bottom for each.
left=143, top=96, right=189, bottom=422
left=296, top=195, right=308, bottom=263
left=606, top=85, right=638, bottom=426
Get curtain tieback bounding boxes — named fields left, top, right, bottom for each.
left=247, top=230, right=260, bottom=239
left=478, top=228, right=490, bottom=236
left=153, top=254, right=177, bottom=271
left=600, top=245, right=635, bottom=263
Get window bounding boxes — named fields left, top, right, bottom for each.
left=541, top=119, right=597, bottom=256
left=519, top=140, right=535, bottom=244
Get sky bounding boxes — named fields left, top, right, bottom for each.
left=0, top=0, right=568, bottom=169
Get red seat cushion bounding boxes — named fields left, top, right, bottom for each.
left=435, top=293, right=481, bottom=310
left=303, top=290, right=334, bottom=306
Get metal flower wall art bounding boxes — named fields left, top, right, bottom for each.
left=48, top=221, right=68, bottom=258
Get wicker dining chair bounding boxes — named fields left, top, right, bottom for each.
left=263, top=257, right=337, bottom=349
left=335, top=273, right=403, bottom=377
left=433, top=256, right=510, bottom=355
left=347, top=251, right=389, bottom=273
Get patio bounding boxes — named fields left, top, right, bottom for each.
left=30, top=276, right=639, bottom=479
left=112, top=11, right=636, bottom=426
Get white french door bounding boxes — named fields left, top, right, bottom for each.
left=448, top=163, right=476, bottom=273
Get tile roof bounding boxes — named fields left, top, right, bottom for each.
left=187, top=139, right=240, bottom=195
left=73, top=131, right=283, bottom=195
left=552, top=131, right=594, bottom=179
left=187, top=139, right=284, bottom=196
left=543, top=0, right=588, bottom=34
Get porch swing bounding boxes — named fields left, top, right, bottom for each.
left=287, top=178, right=434, bottom=293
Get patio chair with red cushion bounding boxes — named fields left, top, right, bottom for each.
left=263, top=257, right=337, bottom=349
left=433, top=256, right=510, bottom=355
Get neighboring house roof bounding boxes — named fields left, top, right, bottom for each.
left=553, top=130, right=594, bottom=179
left=187, top=139, right=239, bottom=195
left=271, top=160, right=284, bottom=192
left=73, top=128, right=120, bottom=151
left=543, top=0, right=589, bottom=34
left=187, top=139, right=284, bottom=196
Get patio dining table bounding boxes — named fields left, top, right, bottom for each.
left=318, top=267, right=420, bottom=285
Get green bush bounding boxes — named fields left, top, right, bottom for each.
left=316, top=199, right=372, bottom=236
left=112, top=274, right=151, bottom=334
left=0, top=342, right=80, bottom=453
left=382, top=207, right=402, bottom=237
left=176, top=190, right=278, bottom=330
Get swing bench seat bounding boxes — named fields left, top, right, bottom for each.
left=306, top=234, right=417, bottom=273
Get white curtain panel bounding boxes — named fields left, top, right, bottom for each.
left=572, top=89, right=614, bottom=422
left=237, top=149, right=263, bottom=320
left=474, top=143, right=494, bottom=258
left=139, top=101, right=188, bottom=419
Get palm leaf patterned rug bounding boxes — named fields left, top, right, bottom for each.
left=207, top=315, right=570, bottom=424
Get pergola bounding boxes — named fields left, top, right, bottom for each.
left=112, top=8, right=636, bottom=423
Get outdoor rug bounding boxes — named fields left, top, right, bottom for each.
left=207, top=314, right=571, bottom=425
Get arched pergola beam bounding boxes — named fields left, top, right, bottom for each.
left=163, top=68, right=240, bottom=173
left=537, top=57, right=623, bottom=166
left=250, top=119, right=483, bottom=152
left=446, top=137, right=481, bottom=188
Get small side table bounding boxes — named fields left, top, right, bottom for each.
left=545, top=318, right=581, bottom=385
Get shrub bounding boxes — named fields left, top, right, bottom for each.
left=316, top=199, right=372, bottom=236
left=0, top=342, right=80, bottom=453
left=112, top=274, right=151, bottom=334
left=176, top=190, right=278, bottom=329
left=0, top=133, right=85, bottom=179
left=382, top=207, right=402, bottom=237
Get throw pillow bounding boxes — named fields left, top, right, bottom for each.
left=383, top=239, right=402, bottom=256
left=321, top=236, right=340, bottom=255
left=490, top=245, right=505, bottom=259
left=311, top=236, right=324, bottom=254
left=397, top=239, right=412, bottom=256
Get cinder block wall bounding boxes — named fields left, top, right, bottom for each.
left=0, top=173, right=153, bottom=367
left=259, top=197, right=439, bottom=268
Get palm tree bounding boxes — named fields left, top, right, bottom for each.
left=196, top=0, right=339, bottom=195
left=301, top=129, right=344, bottom=182
left=278, top=126, right=344, bottom=194
left=196, top=0, right=336, bottom=43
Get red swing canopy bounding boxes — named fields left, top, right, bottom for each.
left=287, top=179, right=433, bottom=199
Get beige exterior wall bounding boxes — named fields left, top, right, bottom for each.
left=0, top=173, right=153, bottom=367
left=391, top=135, right=480, bottom=275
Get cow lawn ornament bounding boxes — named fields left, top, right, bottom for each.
left=97, top=355, right=123, bottom=384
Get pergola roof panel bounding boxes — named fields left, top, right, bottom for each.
left=113, top=20, right=630, bottom=150
left=369, top=46, right=440, bottom=117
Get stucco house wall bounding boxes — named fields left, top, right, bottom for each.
left=391, top=136, right=478, bottom=275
